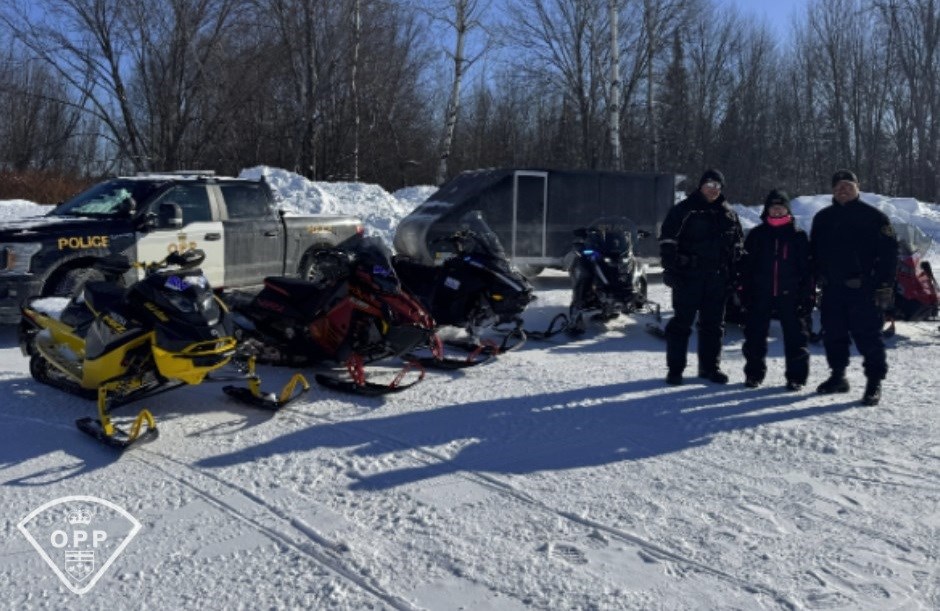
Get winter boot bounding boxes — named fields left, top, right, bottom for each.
left=816, top=371, right=849, bottom=394
left=744, top=377, right=762, bottom=388
left=785, top=380, right=804, bottom=392
left=861, top=379, right=882, bottom=406
left=666, top=370, right=684, bottom=386
left=698, top=369, right=729, bottom=384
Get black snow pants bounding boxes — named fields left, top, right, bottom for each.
left=742, top=295, right=810, bottom=384
left=665, top=270, right=728, bottom=374
left=819, top=285, right=888, bottom=380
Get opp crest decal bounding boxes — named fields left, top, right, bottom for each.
left=18, top=496, right=141, bottom=595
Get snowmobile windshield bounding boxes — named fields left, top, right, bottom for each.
left=430, top=210, right=508, bottom=261
left=893, top=221, right=932, bottom=257
left=455, top=211, right=508, bottom=259
left=579, top=217, right=637, bottom=256
left=352, top=236, right=401, bottom=293
left=50, top=179, right=160, bottom=218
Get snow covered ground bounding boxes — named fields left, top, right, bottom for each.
left=0, top=171, right=937, bottom=609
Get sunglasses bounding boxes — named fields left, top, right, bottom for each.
left=702, top=181, right=722, bottom=190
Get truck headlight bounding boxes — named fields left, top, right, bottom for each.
left=0, top=243, right=42, bottom=274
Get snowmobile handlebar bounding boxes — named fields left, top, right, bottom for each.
left=430, top=229, right=482, bottom=254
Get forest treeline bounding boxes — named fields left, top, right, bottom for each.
left=1, top=0, right=939, bottom=204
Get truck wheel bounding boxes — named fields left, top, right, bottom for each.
left=49, top=267, right=105, bottom=298
left=299, top=248, right=350, bottom=285
left=514, top=264, right=544, bottom=279
left=299, top=251, right=329, bottom=283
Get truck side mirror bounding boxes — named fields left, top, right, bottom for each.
left=116, top=196, right=137, bottom=217
left=159, top=202, right=184, bottom=229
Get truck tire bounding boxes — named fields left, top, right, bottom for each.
left=299, top=247, right=348, bottom=285
left=48, top=267, right=105, bottom=298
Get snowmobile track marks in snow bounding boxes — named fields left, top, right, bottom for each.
left=278, top=406, right=799, bottom=609
left=127, top=449, right=421, bottom=611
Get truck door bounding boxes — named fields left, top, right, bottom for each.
left=135, top=184, right=226, bottom=286
left=512, top=171, right=548, bottom=261
left=218, top=182, right=285, bottom=287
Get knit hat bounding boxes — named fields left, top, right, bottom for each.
left=831, top=169, right=858, bottom=187
left=761, top=189, right=791, bottom=220
left=698, top=168, right=725, bottom=188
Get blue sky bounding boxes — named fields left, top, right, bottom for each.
left=721, top=0, right=808, bottom=38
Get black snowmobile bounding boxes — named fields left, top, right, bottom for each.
left=19, top=250, right=308, bottom=448
left=392, top=211, right=535, bottom=367
left=565, top=216, right=654, bottom=334
left=227, top=236, right=439, bottom=395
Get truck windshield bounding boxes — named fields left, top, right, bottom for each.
left=50, top=180, right=161, bottom=218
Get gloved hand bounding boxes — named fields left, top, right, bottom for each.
left=663, top=269, right=681, bottom=289
left=874, top=286, right=894, bottom=311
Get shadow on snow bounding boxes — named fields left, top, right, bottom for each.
left=198, top=378, right=860, bottom=491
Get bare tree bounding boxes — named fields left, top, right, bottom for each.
left=504, top=0, right=608, bottom=167
left=351, top=0, right=362, bottom=181
left=418, top=0, right=491, bottom=185
left=872, top=0, right=940, bottom=199
left=608, top=0, right=621, bottom=169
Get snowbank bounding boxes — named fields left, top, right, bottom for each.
left=0, top=199, right=50, bottom=220
left=238, top=166, right=433, bottom=246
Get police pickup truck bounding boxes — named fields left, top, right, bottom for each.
left=0, top=172, right=363, bottom=323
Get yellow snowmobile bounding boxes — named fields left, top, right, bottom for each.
left=18, top=249, right=308, bottom=449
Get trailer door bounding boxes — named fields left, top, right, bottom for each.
left=512, top=171, right=548, bottom=260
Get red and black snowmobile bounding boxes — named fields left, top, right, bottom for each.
left=228, top=236, right=440, bottom=395
left=884, top=223, right=938, bottom=336
left=393, top=211, right=534, bottom=367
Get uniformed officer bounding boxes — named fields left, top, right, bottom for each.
left=659, top=169, right=745, bottom=385
left=810, top=169, right=898, bottom=405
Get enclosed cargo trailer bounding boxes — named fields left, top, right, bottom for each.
left=394, top=168, right=677, bottom=274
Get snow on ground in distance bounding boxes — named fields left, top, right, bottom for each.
left=0, top=173, right=937, bottom=609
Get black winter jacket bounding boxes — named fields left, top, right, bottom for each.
left=659, top=191, right=744, bottom=274
left=810, top=197, right=898, bottom=292
left=739, top=219, right=812, bottom=306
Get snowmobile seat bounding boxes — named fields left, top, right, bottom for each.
left=83, top=281, right=126, bottom=316
left=263, top=276, right=329, bottom=305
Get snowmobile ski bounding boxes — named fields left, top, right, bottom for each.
left=412, top=338, right=501, bottom=369
left=525, top=313, right=571, bottom=340
left=222, top=356, right=311, bottom=409
left=75, top=385, right=159, bottom=450
left=315, top=356, right=425, bottom=395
